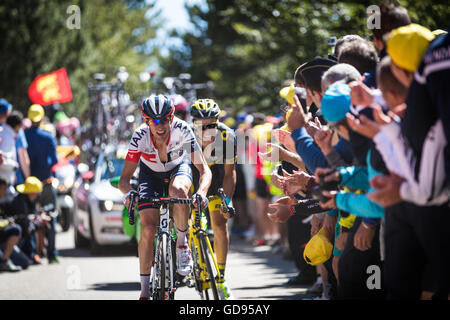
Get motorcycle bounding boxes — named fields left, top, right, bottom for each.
left=52, top=147, right=78, bottom=232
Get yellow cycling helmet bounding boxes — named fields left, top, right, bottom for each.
left=190, top=99, right=221, bottom=119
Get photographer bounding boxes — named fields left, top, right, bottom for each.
left=4, top=177, right=46, bottom=264
left=0, top=178, right=22, bottom=272
left=24, top=104, right=59, bottom=264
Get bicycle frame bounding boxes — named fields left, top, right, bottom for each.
left=138, top=195, right=191, bottom=300
left=126, top=176, right=192, bottom=300
left=188, top=201, right=223, bottom=299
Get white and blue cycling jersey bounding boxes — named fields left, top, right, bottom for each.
left=125, top=116, right=200, bottom=172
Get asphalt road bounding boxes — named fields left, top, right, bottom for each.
left=0, top=226, right=314, bottom=300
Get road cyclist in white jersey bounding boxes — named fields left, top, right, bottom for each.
left=119, top=94, right=212, bottom=300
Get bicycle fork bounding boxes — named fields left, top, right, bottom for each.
left=151, top=205, right=176, bottom=298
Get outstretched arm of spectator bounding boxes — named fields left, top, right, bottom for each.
left=336, top=192, right=384, bottom=219
left=258, top=143, right=306, bottom=172
left=281, top=170, right=315, bottom=196
left=17, top=147, right=30, bottom=178
left=338, top=166, right=370, bottom=191
left=267, top=196, right=298, bottom=223
left=292, top=128, right=354, bottom=174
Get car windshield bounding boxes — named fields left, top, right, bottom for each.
left=100, top=157, right=125, bottom=180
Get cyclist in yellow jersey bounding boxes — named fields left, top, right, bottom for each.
left=189, top=99, right=237, bottom=297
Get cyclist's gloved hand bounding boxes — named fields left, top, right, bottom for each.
left=220, top=195, right=235, bottom=219
left=223, top=195, right=232, bottom=206
left=192, top=193, right=209, bottom=211
left=123, top=190, right=138, bottom=207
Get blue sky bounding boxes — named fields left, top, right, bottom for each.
left=145, top=0, right=206, bottom=63
left=151, top=0, right=205, bottom=33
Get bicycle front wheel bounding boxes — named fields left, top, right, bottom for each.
left=154, top=233, right=167, bottom=300
left=190, top=239, right=205, bottom=300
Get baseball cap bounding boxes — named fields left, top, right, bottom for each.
left=321, top=82, right=352, bottom=123
left=0, top=98, right=12, bottom=115
left=28, top=104, right=45, bottom=122
left=386, top=23, right=435, bottom=72
left=303, top=228, right=333, bottom=266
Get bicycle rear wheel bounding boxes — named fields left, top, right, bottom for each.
left=199, top=234, right=219, bottom=300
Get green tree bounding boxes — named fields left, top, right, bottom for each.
left=160, top=0, right=450, bottom=115
left=0, top=0, right=85, bottom=113
left=0, top=0, right=161, bottom=116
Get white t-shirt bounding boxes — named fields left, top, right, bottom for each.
left=125, top=117, right=200, bottom=172
left=374, top=120, right=449, bottom=206
left=0, top=123, right=18, bottom=184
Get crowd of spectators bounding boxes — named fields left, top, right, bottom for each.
left=224, top=1, right=449, bottom=300
left=0, top=102, right=78, bottom=272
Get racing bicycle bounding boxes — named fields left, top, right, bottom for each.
left=187, top=188, right=235, bottom=300
left=128, top=179, right=191, bottom=300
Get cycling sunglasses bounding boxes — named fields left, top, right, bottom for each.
left=147, top=116, right=172, bottom=126
left=194, top=121, right=218, bottom=131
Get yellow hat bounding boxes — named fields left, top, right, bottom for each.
left=56, top=145, right=81, bottom=159
left=28, top=104, right=45, bottom=122
left=279, top=84, right=295, bottom=105
left=303, top=228, right=333, bottom=266
left=432, top=29, right=448, bottom=36
left=282, top=108, right=294, bottom=132
left=16, top=176, right=43, bottom=194
left=253, top=122, right=273, bottom=142
left=386, top=23, right=435, bottom=72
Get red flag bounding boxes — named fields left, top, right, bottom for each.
left=28, top=68, right=73, bottom=105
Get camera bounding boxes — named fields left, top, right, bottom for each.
left=292, top=198, right=329, bottom=217
left=328, top=36, right=337, bottom=47
left=311, top=172, right=339, bottom=203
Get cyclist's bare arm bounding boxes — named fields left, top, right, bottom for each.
left=119, top=160, right=139, bottom=207
left=191, top=149, right=212, bottom=197
left=222, top=163, right=236, bottom=200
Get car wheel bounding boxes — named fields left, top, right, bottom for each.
left=74, top=223, right=89, bottom=248
left=60, top=207, right=72, bottom=232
